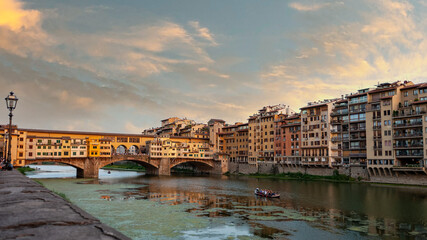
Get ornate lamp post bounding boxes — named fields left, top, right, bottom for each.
left=5, top=92, right=18, bottom=170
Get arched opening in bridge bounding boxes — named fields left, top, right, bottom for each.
left=25, top=161, right=84, bottom=178
left=129, top=145, right=139, bottom=155
left=116, top=145, right=127, bottom=155
left=101, top=159, right=158, bottom=175
left=171, top=161, right=213, bottom=175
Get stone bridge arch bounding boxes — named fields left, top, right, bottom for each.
left=24, top=159, right=87, bottom=178
left=170, top=159, right=214, bottom=174
left=98, top=155, right=161, bottom=175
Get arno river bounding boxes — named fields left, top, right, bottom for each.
left=27, top=165, right=427, bottom=240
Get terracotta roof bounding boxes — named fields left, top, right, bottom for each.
left=300, top=101, right=333, bottom=110
left=347, top=92, right=367, bottom=98
left=400, top=83, right=425, bottom=90
left=15, top=128, right=208, bottom=141
left=368, top=86, right=397, bottom=94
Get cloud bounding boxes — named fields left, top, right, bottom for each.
left=188, top=21, right=218, bottom=46
left=198, top=67, right=230, bottom=79
left=0, top=0, right=41, bottom=31
left=263, top=0, right=427, bottom=109
left=288, top=1, right=342, bottom=12
left=0, top=0, right=51, bottom=57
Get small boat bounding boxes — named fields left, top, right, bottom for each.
left=254, top=188, right=280, bottom=198
left=107, top=171, right=111, bottom=174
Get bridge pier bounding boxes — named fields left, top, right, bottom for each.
left=158, top=158, right=171, bottom=176
left=76, top=158, right=99, bottom=178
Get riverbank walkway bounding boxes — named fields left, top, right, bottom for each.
left=0, top=170, right=130, bottom=240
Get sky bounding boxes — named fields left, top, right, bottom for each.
left=1, top=0, right=427, bottom=133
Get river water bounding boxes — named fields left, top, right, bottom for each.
left=26, top=165, right=427, bottom=239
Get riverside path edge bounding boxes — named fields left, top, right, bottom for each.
left=0, top=170, right=130, bottom=240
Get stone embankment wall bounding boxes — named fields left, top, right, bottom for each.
left=369, top=174, right=427, bottom=186
left=0, top=170, right=130, bottom=240
left=226, top=162, right=425, bottom=185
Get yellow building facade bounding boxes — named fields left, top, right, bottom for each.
left=0, top=127, right=210, bottom=167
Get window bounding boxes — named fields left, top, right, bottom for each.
left=414, top=89, right=419, bottom=95
left=404, top=91, right=408, bottom=97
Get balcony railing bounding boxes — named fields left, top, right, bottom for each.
left=349, top=108, right=366, bottom=113
left=395, top=151, right=424, bottom=157
left=393, top=122, right=423, bottom=128
left=393, top=143, right=423, bottom=149
left=393, top=133, right=423, bottom=138
left=350, top=127, right=366, bottom=131
left=393, top=111, right=426, bottom=118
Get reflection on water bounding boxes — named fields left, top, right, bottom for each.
left=29, top=165, right=427, bottom=240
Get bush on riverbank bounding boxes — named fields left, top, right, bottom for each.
left=102, top=163, right=145, bottom=171
left=17, top=166, right=35, bottom=174
left=249, top=171, right=355, bottom=182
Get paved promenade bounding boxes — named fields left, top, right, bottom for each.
left=0, top=170, right=130, bottom=240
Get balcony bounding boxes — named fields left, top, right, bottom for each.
left=393, top=143, right=423, bottom=149
left=393, top=121, right=422, bottom=128
left=393, top=111, right=426, bottom=119
left=395, top=150, right=423, bottom=158
left=330, top=120, right=342, bottom=125
left=350, top=127, right=366, bottom=132
left=366, top=104, right=380, bottom=112
left=350, top=146, right=366, bottom=150
left=349, top=108, right=366, bottom=113
left=393, top=133, right=423, bottom=139
left=331, top=110, right=348, bottom=116
left=349, top=152, right=367, bottom=158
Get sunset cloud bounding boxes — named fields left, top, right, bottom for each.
left=288, top=1, right=342, bottom=12
left=188, top=21, right=218, bottom=46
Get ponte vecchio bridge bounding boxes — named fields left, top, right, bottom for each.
left=24, top=154, right=217, bottom=178
left=0, top=126, right=220, bottom=178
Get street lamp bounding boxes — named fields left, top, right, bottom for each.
left=4, top=92, right=18, bottom=170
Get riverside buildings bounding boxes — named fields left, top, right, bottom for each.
left=300, top=99, right=338, bottom=167
left=248, top=105, right=295, bottom=164
left=208, top=80, right=426, bottom=178
left=142, top=117, right=209, bottom=139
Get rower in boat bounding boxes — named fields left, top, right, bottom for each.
left=254, top=188, right=280, bottom=198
